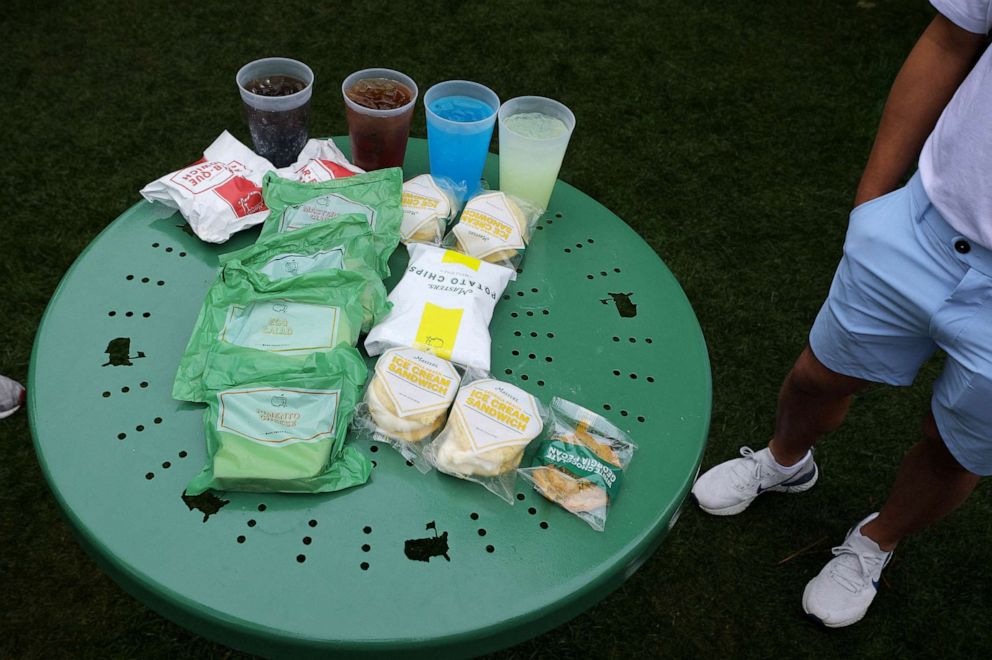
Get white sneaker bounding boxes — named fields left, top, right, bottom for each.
left=802, top=513, right=893, bottom=628
left=0, top=375, right=25, bottom=420
left=691, top=446, right=818, bottom=515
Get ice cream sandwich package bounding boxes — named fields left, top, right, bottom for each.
left=363, top=244, right=514, bottom=370
left=275, top=138, right=364, bottom=183
left=519, top=397, right=637, bottom=531
left=442, top=190, right=543, bottom=270
left=173, top=262, right=379, bottom=403
left=424, top=375, right=547, bottom=503
left=140, top=131, right=275, bottom=244
left=400, top=174, right=464, bottom=246
left=218, top=215, right=389, bottom=331
left=353, top=347, right=465, bottom=472
left=258, top=168, right=403, bottom=272
left=185, top=347, right=371, bottom=495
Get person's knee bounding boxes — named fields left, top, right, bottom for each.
left=920, top=413, right=977, bottom=479
left=784, top=346, right=869, bottom=400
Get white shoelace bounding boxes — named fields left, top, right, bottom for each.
left=730, top=446, right=767, bottom=491
left=828, top=545, right=886, bottom=593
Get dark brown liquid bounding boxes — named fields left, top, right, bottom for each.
left=245, top=75, right=306, bottom=97
left=346, top=78, right=413, bottom=110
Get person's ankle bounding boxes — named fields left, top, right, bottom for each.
left=766, top=441, right=810, bottom=470
left=859, top=518, right=898, bottom=553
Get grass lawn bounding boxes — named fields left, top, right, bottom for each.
left=3, top=0, right=990, bottom=657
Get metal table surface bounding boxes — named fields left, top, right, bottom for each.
left=29, top=137, right=711, bottom=658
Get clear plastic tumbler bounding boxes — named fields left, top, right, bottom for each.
left=497, top=96, right=576, bottom=209
left=236, top=57, right=314, bottom=167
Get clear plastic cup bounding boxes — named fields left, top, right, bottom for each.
left=424, top=81, right=500, bottom=201
left=236, top=57, right=314, bottom=167
left=497, top=96, right=576, bottom=209
left=342, top=68, right=418, bottom=171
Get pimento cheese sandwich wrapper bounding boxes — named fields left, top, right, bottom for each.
left=425, top=376, right=547, bottom=503
left=140, top=130, right=275, bottom=244
left=275, top=138, right=365, bottom=183
left=353, top=347, right=463, bottom=472
left=443, top=190, right=543, bottom=270
left=363, top=244, right=514, bottom=371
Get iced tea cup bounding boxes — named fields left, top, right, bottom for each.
left=236, top=57, right=314, bottom=167
left=497, top=96, right=575, bottom=209
left=425, top=81, right=500, bottom=201
left=342, top=68, right=418, bottom=171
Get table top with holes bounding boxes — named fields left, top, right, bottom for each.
left=29, top=137, right=711, bottom=658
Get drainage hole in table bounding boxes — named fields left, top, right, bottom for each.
left=135, top=425, right=144, bottom=432
left=528, top=353, right=536, bottom=359
left=157, top=280, right=165, bottom=286
left=512, top=350, right=519, bottom=356
left=140, top=381, right=149, bottom=388
left=154, top=417, right=163, bottom=424
left=514, top=331, right=522, bottom=337
left=165, top=247, right=173, bottom=253
left=179, top=450, right=188, bottom=458
left=362, top=544, right=371, bottom=552
left=555, top=212, right=563, bottom=219
left=363, top=526, right=372, bottom=534
left=547, top=332, right=555, bottom=338
left=520, top=374, right=529, bottom=381
left=237, top=535, right=245, bottom=544
left=510, top=312, right=518, bottom=318
left=247, top=519, right=256, bottom=527
left=370, top=444, right=379, bottom=453
left=360, top=562, right=370, bottom=571
left=180, top=252, right=187, bottom=258
left=537, top=380, right=545, bottom=387
left=257, top=503, right=266, bottom=512
left=638, top=416, right=646, bottom=423
left=612, top=336, right=620, bottom=342
left=540, top=521, right=549, bottom=529
left=108, top=311, right=116, bottom=317
left=486, top=545, right=495, bottom=553
left=152, top=243, right=160, bottom=248
left=303, top=536, right=312, bottom=545
left=125, top=311, right=133, bottom=317
left=471, top=511, right=480, bottom=519
left=297, top=555, right=306, bottom=563
left=587, top=238, right=595, bottom=244
left=145, top=472, right=154, bottom=480
left=162, top=461, right=171, bottom=469
left=621, top=410, right=629, bottom=417
left=141, top=277, right=149, bottom=283
left=530, top=331, right=537, bottom=337
left=575, top=243, right=584, bottom=249
left=564, top=248, right=571, bottom=253
left=477, top=528, right=487, bottom=537
left=117, top=432, right=126, bottom=440
left=371, top=460, right=377, bottom=468
left=505, top=368, right=513, bottom=375
left=126, top=275, right=134, bottom=280
left=103, top=391, right=111, bottom=398
left=308, top=519, right=318, bottom=528
left=526, top=311, right=534, bottom=317
left=603, top=403, right=612, bottom=411
left=516, top=291, right=524, bottom=297
left=528, top=507, right=537, bottom=515
left=587, top=274, right=594, bottom=280
left=516, top=492, right=526, bottom=501
left=545, top=356, right=553, bottom=363
left=406, top=460, right=415, bottom=467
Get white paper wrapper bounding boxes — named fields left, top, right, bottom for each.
left=275, top=138, right=365, bottom=183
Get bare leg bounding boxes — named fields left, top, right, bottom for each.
left=767, top=345, right=873, bottom=466
left=860, top=412, right=980, bottom=551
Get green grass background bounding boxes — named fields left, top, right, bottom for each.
left=2, top=0, right=990, bottom=657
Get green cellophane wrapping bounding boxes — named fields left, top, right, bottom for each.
left=173, top=262, right=375, bottom=403
left=217, top=216, right=390, bottom=332
left=259, top=168, right=403, bottom=273
left=185, top=347, right=371, bottom=495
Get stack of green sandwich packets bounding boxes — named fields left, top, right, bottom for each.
left=173, top=167, right=404, bottom=496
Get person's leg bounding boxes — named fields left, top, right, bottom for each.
left=860, top=412, right=980, bottom=551
left=767, top=345, right=873, bottom=467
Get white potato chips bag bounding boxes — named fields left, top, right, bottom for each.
left=400, top=174, right=464, bottom=246
left=443, top=190, right=543, bottom=269
left=353, top=347, right=463, bottom=471
left=364, top=244, right=514, bottom=371
left=140, top=131, right=275, bottom=243
left=275, top=138, right=365, bottom=183
left=424, top=375, right=546, bottom=503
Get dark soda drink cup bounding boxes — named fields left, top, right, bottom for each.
left=341, top=68, right=418, bottom=171
left=236, top=57, right=314, bottom=167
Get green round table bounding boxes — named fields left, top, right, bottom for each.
left=29, top=138, right=711, bottom=657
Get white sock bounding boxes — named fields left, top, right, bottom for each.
left=770, top=449, right=811, bottom=475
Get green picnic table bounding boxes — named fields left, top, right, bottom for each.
left=29, top=137, right=711, bottom=657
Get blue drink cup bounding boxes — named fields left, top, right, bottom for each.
left=424, top=81, right=501, bottom=201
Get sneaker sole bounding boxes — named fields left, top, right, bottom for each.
left=696, top=463, right=819, bottom=516
left=801, top=579, right=868, bottom=629
left=0, top=405, right=21, bottom=420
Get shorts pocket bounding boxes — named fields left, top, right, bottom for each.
left=849, top=186, right=904, bottom=222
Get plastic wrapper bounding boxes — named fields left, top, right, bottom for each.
left=400, top=174, right=465, bottom=246
left=275, top=138, right=365, bottom=182
left=424, top=374, right=546, bottom=503
left=442, top=190, right=544, bottom=270
left=353, top=347, right=463, bottom=472
left=218, top=215, right=389, bottom=331
left=185, top=347, right=371, bottom=495
left=140, top=131, right=274, bottom=244
left=364, top=244, right=514, bottom=370
left=173, top=262, right=379, bottom=403
left=258, top=168, right=403, bottom=272
left=519, top=397, right=637, bottom=531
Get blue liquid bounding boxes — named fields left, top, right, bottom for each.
left=426, top=96, right=497, bottom=199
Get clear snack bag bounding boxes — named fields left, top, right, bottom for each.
left=424, top=375, right=546, bottom=503
left=363, top=244, right=514, bottom=371
left=259, top=168, right=403, bottom=270
left=275, top=138, right=365, bottom=182
left=353, top=347, right=463, bottom=472
left=442, top=190, right=544, bottom=270
left=185, top=347, right=371, bottom=495
left=173, top=262, right=379, bottom=403
left=518, top=397, right=637, bottom=531
left=400, top=174, right=465, bottom=246
left=140, top=131, right=275, bottom=244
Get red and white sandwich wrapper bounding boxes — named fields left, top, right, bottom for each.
left=276, top=138, right=365, bottom=183
left=140, top=131, right=274, bottom=244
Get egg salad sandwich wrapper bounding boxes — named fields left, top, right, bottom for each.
left=519, top=397, right=637, bottom=531
left=140, top=131, right=275, bottom=244
left=173, top=262, right=379, bottom=403
left=274, top=138, right=365, bottom=183
left=353, top=347, right=464, bottom=472
left=185, top=346, right=371, bottom=495
left=400, top=174, right=465, bottom=246
left=258, top=168, right=403, bottom=273
left=442, top=190, right=543, bottom=271
left=364, top=244, right=514, bottom=371
left=424, top=375, right=547, bottom=503
left=218, top=215, right=389, bottom=331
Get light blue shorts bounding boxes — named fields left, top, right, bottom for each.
left=810, top=171, right=992, bottom=475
